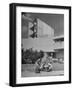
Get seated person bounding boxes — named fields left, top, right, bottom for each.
left=35, top=52, right=53, bottom=72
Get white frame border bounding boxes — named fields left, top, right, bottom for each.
left=16, top=6, right=69, bottom=84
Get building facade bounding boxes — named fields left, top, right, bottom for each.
left=53, top=35, right=64, bottom=59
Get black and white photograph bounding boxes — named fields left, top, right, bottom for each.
left=9, top=3, right=71, bottom=87
left=21, top=12, right=64, bottom=77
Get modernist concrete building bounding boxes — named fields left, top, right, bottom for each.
left=22, top=14, right=64, bottom=59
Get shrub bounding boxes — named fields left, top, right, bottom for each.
left=22, top=48, right=44, bottom=64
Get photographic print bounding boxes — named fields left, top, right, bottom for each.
left=21, top=13, right=64, bottom=77
left=9, top=3, right=71, bottom=87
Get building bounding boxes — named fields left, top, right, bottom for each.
left=22, top=14, right=54, bottom=52
left=22, top=13, right=64, bottom=59
left=53, top=35, right=64, bottom=59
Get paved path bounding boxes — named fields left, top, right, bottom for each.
left=21, top=70, right=64, bottom=77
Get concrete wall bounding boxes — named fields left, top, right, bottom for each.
left=22, top=37, right=54, bottom=52
left=37, top=19, right=54, bottom=38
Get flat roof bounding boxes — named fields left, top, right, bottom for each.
left=53, top=35, right=64, bottom=40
